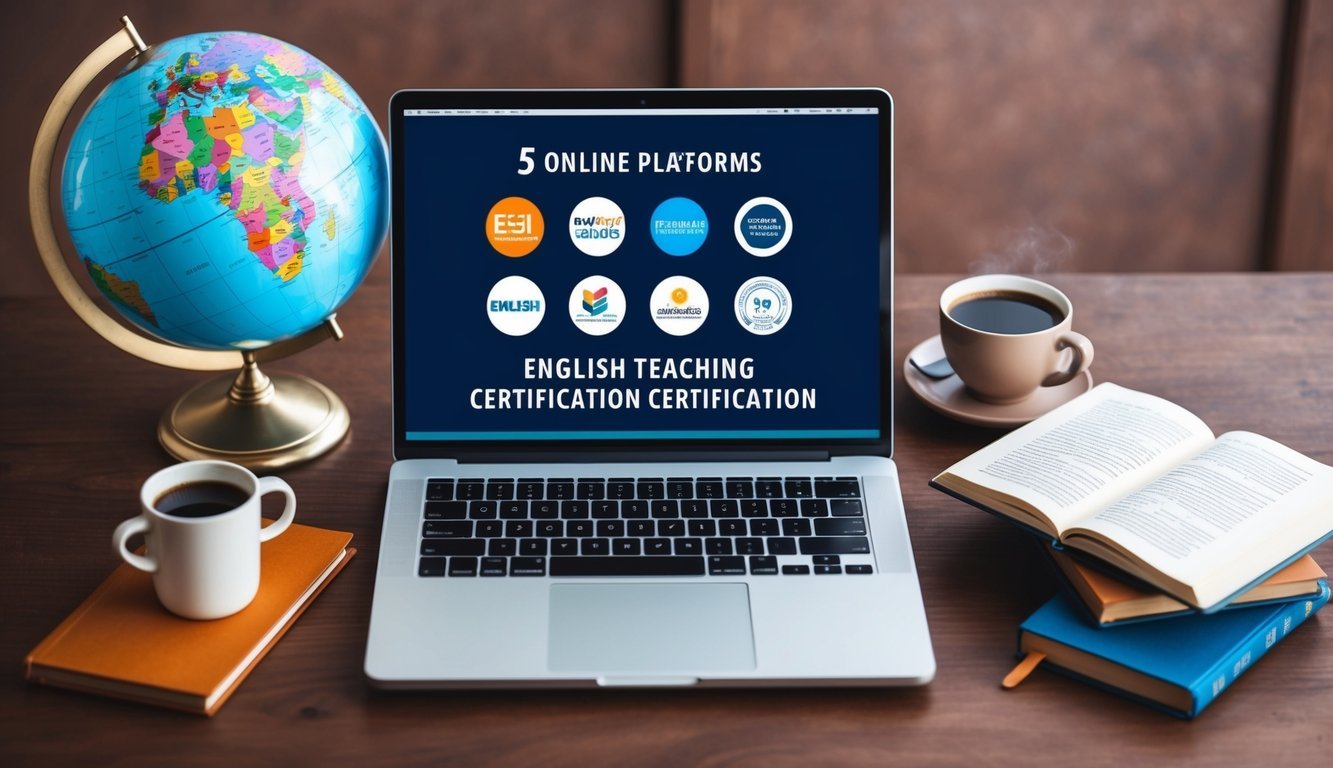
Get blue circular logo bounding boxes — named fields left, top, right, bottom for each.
left=734, top=197, right=792, bottom=257
left=650, top=197, right=709, bottom=256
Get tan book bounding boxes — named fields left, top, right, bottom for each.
left=1047, top=545, right=1327, bottom=625
left=25, top=522, right=353, bottom=716
left=931, top=383, right=1333, bottom=612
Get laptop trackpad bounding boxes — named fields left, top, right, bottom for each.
left=548, top=583, right=756, bottom=673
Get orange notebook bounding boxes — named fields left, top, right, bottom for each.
left=25, top=522, right=353, bottom=716
left=1047, top=544, right=1326, bottom=626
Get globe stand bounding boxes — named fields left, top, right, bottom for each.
left=158, top=349, right=350, bottom=470
left=28, top=17, right=369, bottom=471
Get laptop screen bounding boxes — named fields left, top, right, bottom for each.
left=391, top=90, right=892, bottom=456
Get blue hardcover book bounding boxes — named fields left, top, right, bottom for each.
left=1008, top=582, right=1329, bottom=718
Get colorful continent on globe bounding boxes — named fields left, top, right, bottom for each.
left=137, top=37, right=354, bottom=282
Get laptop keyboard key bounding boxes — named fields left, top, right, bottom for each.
left=816, top=517, right=867, bottom=536
left=455, top=480, right=485, bottom=500
left=551, top=538, right=578, bottom=556
left=740, top=499, right=768, bottom=518
left=607, top=478, right=635, bottom=499
left=769, top=499, right=799, bottom=517
left=499, top=501, right=528, bottom=519
left=425, top=501, right=468, bottom=520
left=590, top=500, right=619, bottom=519
left=815, top=479, right=861, bottom=498
left=781, top=518, right=813, bottom=537
left=621, top=500, right=649, bottom=519
left=658, top=520, right=685, bottom=537
left=800, top=499, right=830, bottom=517
left=551, top=556, right=705, bottom=577
left=530, top=501, right=559, bottom=519
left=831, top=499, right=864, bottom=517
left=666, top=479, right=693, bottom=498
left=480, top=557, right=507, bottom=577
left=547, top=480, right=575, bottom=500
left=536, top=520, right=563, bottom=537
left=674, top=537, right=702, bottom=555
left=814, top=564, right=843, bottom=575
left=749, top=519, right=779, bottom=537
left=506, top=520, right=534, bottom=538
left=448, top=557, right=479, bottom=577
left=725, top=478, right=755, bottom=498
left=782, top=564, right=811, bottom=575
left=628, top=520, right=654, bottom=537
left=423, top=520, right=472, bottom=538
left=766, top=537, right=797, bottom=555
left=577, top=479, right=605, bottom=499
left=613, top=538, right=642, bottom=555
left=486, top=480, right=515, bottom=500
left=695, top=479, right=724, bottom=498
left=581, top=538, right=610, bottom=556
left=749, top=556, right=779, bottom=575
left=680, top=500, right=709, bottom=518
left=520, top=539, right=548, bottom=556
left=652, top=500, right=680, bottom=518
left=783, top=479, right=813, bottom=498
left=426, top=539, right=486, bottom=556
left=643, top=538, right=672, bottom=555
left=847, top=565, right=874, bottom=574
left=717, top=519, right=746, bottom=537
left=800, top=536, right=871, bottom=555
left=516, top=479, right=544, bottom=499
left=489, top=538, right=517, bottom=556
left=736, top=537, right=765, bottom=555
left=418, top=557, right=447, bottom=576
left=597, top=520, right=626, bottom=538
left=708, top=556, right=746, bottom=575
left=689, top=520, right=717, bottom=537
left=561, top=500, right=590, bottom=519
left=755, top=478, right=782, bottom=498
left=469, top=501, right=498, bottom=519
left=706, top=537, right=733, bottom=555
left=476, top=520, right=504, bottom=538
left=425, top=481, right=453, bottom=501
left=567, top=520, right=594, bottom=537
left=709, top=499, right=740, bottom=518
left=510, top=557, right=547, bottom=576
left=637, top=479, right=665, bottom=499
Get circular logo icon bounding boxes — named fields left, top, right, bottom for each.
left=485, top=196, right=544, bottom=257
left=650, top=197, right=708, bottom=256
left=734, top=276, right=792, bottom=335
left=486, top=275, right=545, bottom=336
left=734, top=197, right=792, bottom=257
left=569, top=197, right=626, bottom=256
left=649, top=276, right=709, bottom=336
left=567, top=275, right=626, bottom=336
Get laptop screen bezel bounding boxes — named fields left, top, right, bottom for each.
left=389, top=88, right=894, bottom=461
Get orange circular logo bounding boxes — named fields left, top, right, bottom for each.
left=486, top=197, right=544, bottom=257
left=671, top=287, right=689, bottom=305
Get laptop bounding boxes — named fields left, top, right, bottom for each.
left=365, top=88, right=935, bottom=687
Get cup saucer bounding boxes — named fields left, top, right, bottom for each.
left=903, top=335, right=1094, bottom=428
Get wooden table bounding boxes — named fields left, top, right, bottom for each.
left=4, top=271, right=1332, bottom=765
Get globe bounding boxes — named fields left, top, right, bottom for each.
left=61, top=30, right=387, bottom=350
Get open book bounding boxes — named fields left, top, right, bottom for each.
left=932, top=383, right=1333, bottom=612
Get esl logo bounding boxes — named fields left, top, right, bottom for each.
left=569, top=197, right=626, bottom=256
left=486, top=275, right=545, bottom=336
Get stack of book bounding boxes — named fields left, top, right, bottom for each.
left=932, top=383, right=1333, bottom=718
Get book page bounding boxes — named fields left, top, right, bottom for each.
left=1068, top=431, right=1333, bottom=608
left=937, top=383, right=1215, bottom=535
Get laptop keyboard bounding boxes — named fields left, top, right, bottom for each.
left=416, top=476, right=874, bottom=578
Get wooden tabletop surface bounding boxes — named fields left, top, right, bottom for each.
left=3, top=269, right=1332, bottom=765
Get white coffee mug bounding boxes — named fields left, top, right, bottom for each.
left=113, top=460, right=296, bottom=620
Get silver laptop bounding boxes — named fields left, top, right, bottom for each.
left=365, top=89, right=934, bottom=687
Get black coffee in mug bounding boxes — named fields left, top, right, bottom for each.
left=948, top=290, right=1064, bottom=335
left=154, top=481, right=250, bottom=518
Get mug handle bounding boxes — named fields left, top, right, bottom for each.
left=257, top=476, right=297, bottom=542
left=1043, top=331, right=1095, bottom=387
left=112, top=515, right=158, bottom=573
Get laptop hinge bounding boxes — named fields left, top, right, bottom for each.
left=450, top=450, right=831, bottom=464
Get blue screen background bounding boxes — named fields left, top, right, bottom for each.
left=400, top=111, right=882, bottom=441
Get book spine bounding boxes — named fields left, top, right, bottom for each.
left=1188, top=581, right=1329, bottom=716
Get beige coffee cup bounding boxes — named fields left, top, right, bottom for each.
left=112, top=460, right=296, bottom=620
left=939, top=274, right=1093, bottom=404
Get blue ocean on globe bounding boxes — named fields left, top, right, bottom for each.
left=61, top=30, right=388, bottom=350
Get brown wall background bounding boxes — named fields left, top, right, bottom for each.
left=4, top=0, right=1329, bottom=297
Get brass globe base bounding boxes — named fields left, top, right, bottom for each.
left=158, top=354, right=350, bottom=470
